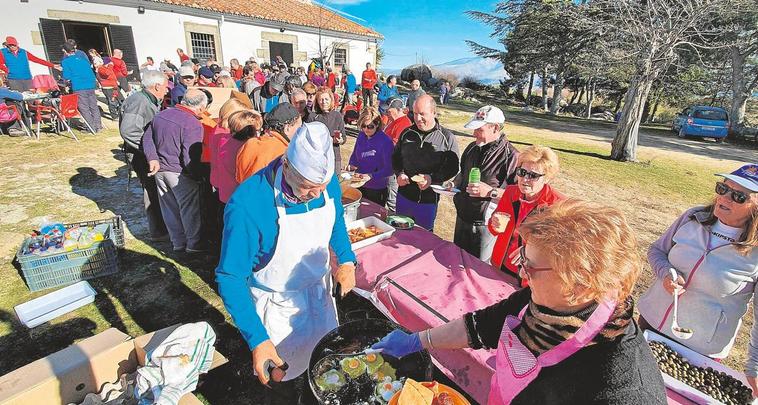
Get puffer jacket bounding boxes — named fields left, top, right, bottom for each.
left=119, top=90, right=160, bottom=151
left=638, top=207, right=758, bottom=375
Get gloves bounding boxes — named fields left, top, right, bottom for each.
left=371, top=329, right=423, bottom=358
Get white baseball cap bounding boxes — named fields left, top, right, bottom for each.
left=464, top=105, right=505, bottom=130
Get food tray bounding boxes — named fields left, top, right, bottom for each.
left=347, top=216, right=396, bottom=251
left=644, top=330, right=756, bottom=405
left=14, top=281, right=97, bottom=328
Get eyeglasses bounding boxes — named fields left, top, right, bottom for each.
left=515, top=167, right=545, bottom=180
left=715, top=182, right=750, bottom=204
left=305, top=92, right=316, bottom=96
left=517, top=245, right=552, bottom=276
left=361, top=124, right=377, bottom=130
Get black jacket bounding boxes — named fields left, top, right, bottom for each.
left=392, top=121, right=460, bottom=204
left=453, top=135, right=519, bottom=223
left=464, top=288, right=667, bottom=405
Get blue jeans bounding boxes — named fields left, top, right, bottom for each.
left=396, top=193, right=438, bottom=231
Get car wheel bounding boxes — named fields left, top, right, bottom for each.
left=678, top=128, right=687, bottom=138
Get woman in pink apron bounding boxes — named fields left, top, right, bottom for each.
left=374, top=199, right=667, bottom=404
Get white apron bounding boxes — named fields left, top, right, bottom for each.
left=249, top=166, right=339, bottom=380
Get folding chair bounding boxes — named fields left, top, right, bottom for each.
left=28, top=98, right=78, bottom=141
left=59, top=94, right=95, bottom=135
left=0, top=103, right=32, bottom=138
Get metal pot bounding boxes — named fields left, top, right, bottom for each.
left=341, top=186, right=362, bottom=224
left=308, top=317, right=433, bottom=404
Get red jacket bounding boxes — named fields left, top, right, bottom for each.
left=384, top=115, right=412, bottom=144
left=230, top=67, right=243, bottom=81
left=361, top=69, right=377, bottom=90
left=489, top=184, right=565, bottom=278
left=110, top=57, right=128, bottom=78
left=96, top=65, right=118, bottom=87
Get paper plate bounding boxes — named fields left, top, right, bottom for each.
left=386, top=215, right=415, bottom=230
left=430, top=184, right=460, bottom=196
left=388, top=381, right=471, bottom=405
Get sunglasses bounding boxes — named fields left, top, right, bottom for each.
left=517, top=245, right=552, bottom=276
left=715, top=182, right=750, bottom=204
left=515, top=167, right=545, bottom=180
left=306, top=92, right=316, bottom=96
left=361, top=124, right=377, bottom=130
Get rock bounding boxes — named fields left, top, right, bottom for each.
left=426, top=77, right=440, bottom=87
left=400, top=64, right=433, bottom=86
left=450, top=87, right=474, bottom=99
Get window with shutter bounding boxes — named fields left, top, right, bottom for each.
left=108, top=24, right=140, bottom=81
left=38, top=18, right=65, bottom=64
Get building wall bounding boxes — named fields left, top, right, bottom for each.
left=7, top=0, right=377, bottom=77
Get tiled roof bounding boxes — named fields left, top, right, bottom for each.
left=146, top=0, right=382, bottom=39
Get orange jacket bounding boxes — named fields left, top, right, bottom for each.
left=361, top=69, right=377, bottom=90
left=235, top=131, right=289, bottom=183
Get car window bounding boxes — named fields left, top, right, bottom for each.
left=693, top=109, right=728, bottom=121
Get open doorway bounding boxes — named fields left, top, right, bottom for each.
left=269, top=41, right=293, bottom=67
left=62, top=21, right=110, bottom=57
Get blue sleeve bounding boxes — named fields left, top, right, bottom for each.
left=141, top=122, right=159, bottom=162
left=215, top=196, right=270, bottom=350
left=0, top=88, right=23, bottom=101
left=328, top=175, right=356, bottom=265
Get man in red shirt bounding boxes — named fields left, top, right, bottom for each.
left=361, top=62, right=377, bottom=108
left=93, top=57, right=123, bottom=119
left=382, top=97, right=412, bottom=212
left=0, top=36, right=58, bottom=91
left=110, top=49, right=132, bottom=93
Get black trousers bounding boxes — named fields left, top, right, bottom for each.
left=362, top=88, right=374, bottom=107
left=264, top=373, right=317, bottom=405
left=359, top=186, right=388, bottom=207
left=453, top=216, right=487, bottom=258
left=126, top=149, right=169, bottom=238
left=102, top=87, right=124, bottom=120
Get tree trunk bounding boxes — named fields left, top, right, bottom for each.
left=525, top=71, right=535, bottom=105
left=569, top=89, right=578, bottom=105
left=586, top=79, right=596, bottom=119
left=610, top=74, right=655, bottom=162
left=576, top=85, right=585, bottom=105
left=729, top=47, right=749, bottom=133
left=549, top=58, right=565, bottom=115
left=541, top=66, right=549, bottom=111
left=649, top=93, right=661, bottom=123
left=613, top=90, right=624, bottom=114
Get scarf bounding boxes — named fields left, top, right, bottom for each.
left=516, top=296, right=634, bottom=355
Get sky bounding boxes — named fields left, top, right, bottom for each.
left=322, top=0, right=502, bottom=69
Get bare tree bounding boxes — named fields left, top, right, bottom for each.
left=589, top=0, right=733, bottom=161
left=722, top=0, right=758, bottom=132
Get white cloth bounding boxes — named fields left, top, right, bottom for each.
left=708, top=220, right=743, bottom=249
left=134, top=322, right=216, bottom=405
left=249, top=166, right=338, bottom=380
left=286, top=121, right=335, bottom=184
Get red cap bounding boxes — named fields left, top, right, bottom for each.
left=5, top=36, right=18, bottom=46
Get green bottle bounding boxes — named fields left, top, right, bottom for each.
left=469, top=167, right=481, bottom=184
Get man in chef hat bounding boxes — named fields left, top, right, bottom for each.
left=216, top=121, right=356, bottom=404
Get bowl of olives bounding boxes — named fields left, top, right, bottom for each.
left=645, top=331, right=754, bottom=405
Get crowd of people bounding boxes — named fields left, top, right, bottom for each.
left=2, top=35, right=757, bottom=405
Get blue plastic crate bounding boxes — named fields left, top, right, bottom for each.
left=16, top=217, right=123, bottom=292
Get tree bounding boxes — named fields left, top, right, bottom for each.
left=721, top=1, right=758, bottom=131
left=587, top=0, right=734, bottom=162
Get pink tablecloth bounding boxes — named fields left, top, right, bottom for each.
left=352, top=201, right=694, bottom=405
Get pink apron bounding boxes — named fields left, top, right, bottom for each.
left=487, top=299, right=617, bottom=404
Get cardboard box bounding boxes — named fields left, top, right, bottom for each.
left=189, top=87, right=252, bottom=118
left=0, top=325, right=227, bottom=405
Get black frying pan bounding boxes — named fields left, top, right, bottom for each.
left=306, top=283, right=433, bottom=404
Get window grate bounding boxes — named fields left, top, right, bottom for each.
left=334, top=48, right=347, bottom=66
left=190, top=32, right=216, bottom=62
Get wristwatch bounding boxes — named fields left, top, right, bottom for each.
left=489, top=188, right=500, bottom=199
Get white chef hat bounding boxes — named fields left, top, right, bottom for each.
left=285, top=121, right=335, bottom=184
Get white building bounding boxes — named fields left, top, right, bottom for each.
left=7, top=0, right=382, bottom=79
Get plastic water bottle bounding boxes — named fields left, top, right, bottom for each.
left=469, top=167, right=481, bottom=184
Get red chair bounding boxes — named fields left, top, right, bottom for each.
left=0, top=103, right=31, bottom=138
left=59, top=94, right=95, bottom=135
left=28, top=98, right=79, bottom=141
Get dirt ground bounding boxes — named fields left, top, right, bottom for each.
left=0, top=101, right=755, bottom=404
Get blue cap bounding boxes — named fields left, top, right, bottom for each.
left=198, top=66, right=214, bottom=79
left=717, top=164, right=758, bottom=192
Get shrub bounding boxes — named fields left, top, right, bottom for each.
left=460, top=76, right=485, bottom=91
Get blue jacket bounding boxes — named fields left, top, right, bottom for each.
left=0, top=87, right=24, bottom=102
left=170, top=82, right=187, bottom=106
left=61, top=52, right=96, bottom=91
left=346, top=73, right=357, bottom=93
left=377, top=84, right=399, bottom=104
left=215, top=157, right=356, bottom=350
left=1, top=48, right=33, bottom=80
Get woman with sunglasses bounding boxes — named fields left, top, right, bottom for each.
left=373, top=200, right=666, bottom=404
left=638, top=164, right=758, bottom=392
left=488, top=145, right=564, bottom=285
left=346, top=108, right=394, bottom=206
